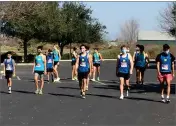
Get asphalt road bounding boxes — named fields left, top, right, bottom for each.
left=0, top=61, right=176, bottom=126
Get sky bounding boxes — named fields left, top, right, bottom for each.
left=84, top=2, right=170, bottom=40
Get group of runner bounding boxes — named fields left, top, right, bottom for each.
left=2, top=43, right=175, bottom=103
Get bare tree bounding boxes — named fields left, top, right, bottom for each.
left=119, top=18, right=139, bottom=44
left=158, top=2, right=176, bottom=36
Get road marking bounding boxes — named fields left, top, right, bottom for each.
left=91, top=80, right=107, bottom=85
left=17, top=76, right=21, bottom=80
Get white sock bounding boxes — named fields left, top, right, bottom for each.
left=161, top=95, right=164, bottom=98
left=166, top=96, right=169, bottom=99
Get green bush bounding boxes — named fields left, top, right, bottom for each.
left=100, top=48, right=120, bottom=59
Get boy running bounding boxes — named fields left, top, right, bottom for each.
left=46, top=49, right=54, bottom=83
left=32, top=46, right=47, bottom=95
left=135, top=45, right=149, bottom=85
left=75, top=44, right=92, bottom=99
left=92, top=48, right=103, bottom=81
left=3, top=51, right=16, bottom=94
left=116, top=45, right=133, bottom=100
left=53, top=44, right=61, bottom=82
left=71, top=47, right=78, bottom=80
left=156, top=44, right=175, bottom=103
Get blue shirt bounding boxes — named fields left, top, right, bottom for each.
left=4, top=58, right=14, bottom=71
left=78, top=54, right=89, bottom=73
left=46, top=54, right=54, bottom=69
left=118, top=54, right=130, bottom=74
left=34, top=55, right=45, bottom=71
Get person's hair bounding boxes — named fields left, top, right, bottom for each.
left=120, top=45, right=126, bottom=50
left=139, top=45, right=144, bottom=52
left=80, top=44, right=86, bottom=49
left=48, top=49, right=52, bottom=52
left=163, top=44, right=170, bottom=50
left=73, top=47, right=77, bottom=51
left=85, top=45, right=90, bottom=50
left=7, top=51, right=12, bottom=55
left=37, top=46, right=43, bottom=50
left=136, top=44, right=140, bottom=48
left=94, top=48, right=99, bottom=51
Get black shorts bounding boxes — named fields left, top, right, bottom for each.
left=54, top=61, right=59, bottom=66
left=78, top=72, right=89, bottom=80
left=93, top=63, right=100, bottom=67
left=71, top=61, right=76, bottom=66
left=117, top=72, right=130, bottom=80
left=135, top=66, right=146, bottom=72
left=47, top=68, right=53, bottom=72
left=5, top=70, right=13, bottom=79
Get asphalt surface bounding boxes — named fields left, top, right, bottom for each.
left=0, top=61, right=176, bottom=126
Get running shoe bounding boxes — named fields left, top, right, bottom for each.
left=8, top=90, right=12, bottom=94
left=39, top=90, right=43, bottom=95
left=97, top=77, right=100, bottom=81
left=166, top=98, right=170, bottom=103
left=119, top=95, right=124, bottom=100
left=35, top=89, right=39, bottom=94
left=161, top=98, right=165, bottom=103
left=91, top=79, right=95, bottom=81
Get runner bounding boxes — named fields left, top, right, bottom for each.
left=116, top=45, right=133, bottom=100
left=133, top=44, right=141, bottom=84
left=32, top=46, right=47, bottom=95
left=92, top=48, right=103, bottom=81
left=156, top=44, right=175, bottom=103
left=71, top=47, right=78, bottom=80
left=135, top=45, right=149, bottom=85
left=3, top=51, right=16, bottom=94
left=85, top=46, right=93, bottom=91
left=75, top=44, right=92, bottom=99
left=46, top=49, right=54, bottom=83
left=53, top=44, right=61, bottom=82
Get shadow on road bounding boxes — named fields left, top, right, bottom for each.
left=48, top=93, right=81, bottom=99
left=58, top=87, right=80, bottom=90
left=93, top=83, right=175, bottom=94
left=12, top=90, right=35, bottom=94
left=0, top=91, right=10, bottom=94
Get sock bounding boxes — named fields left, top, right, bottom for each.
left=166, top=96, right=169, bottom=99
left=161, top=95, right=164, bottom=98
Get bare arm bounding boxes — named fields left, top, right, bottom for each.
left=116, top=55, right=120, bottom=74
left=99, top=53, right=103, bottom=60
left=12, top=59, right=16, bottom=74
left=88, top=54, right=93, bottom=71
left=129, top=55, right=134, bottom=74
left=75, top=55, right=79, bottom=73
left=132, top=52, right=136, bottom=62
left=43, top=55, right=47, bottom=73
left=32, top=59, right=35, bottom=73
left=172, top=61, right=175, bottom=76
left=156, top=62, right=160, bottom=74
left=3, top=60, right=5, bottom=75
left=58, top=49, right=61, bottom=60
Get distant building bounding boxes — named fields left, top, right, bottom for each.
left=137, top=31, right=175, bottom=45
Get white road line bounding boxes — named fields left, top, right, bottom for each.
left=17, top=76, right=21, bottom=80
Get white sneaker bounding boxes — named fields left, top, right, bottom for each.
left=126, top=90, right=129, bottom=97
left=120, top=95, right=124, bottom=100
left=8, top=90, right=12, bottom=94
left=91, top=79, right=95, bottom=81
left=57, top=77, right=60, bottom=81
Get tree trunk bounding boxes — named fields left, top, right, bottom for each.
left=23, top=40, right=28, bottom=63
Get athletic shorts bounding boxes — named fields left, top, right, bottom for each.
left=135, top=66, right=146, bottom=72
left=71, top=61, right=76, bottom=66
left=93, top=63, right=100, bottom=67
left=117, top=72, right=130, bottom=80
left=5, top=70, right=13, bottom=79
left=47, top=68, right=53, bottom=72
left=78, top=72, right=89, bottom=80
left=158, top=73, right=173, bottom=82
left=54, top=61, right=59, bottom=66
left=34, top=71, right=44, bottom=78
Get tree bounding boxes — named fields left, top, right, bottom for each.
left=119, top=18, right=139, bottom=44
left=159, top=2, right=176, bottom=37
